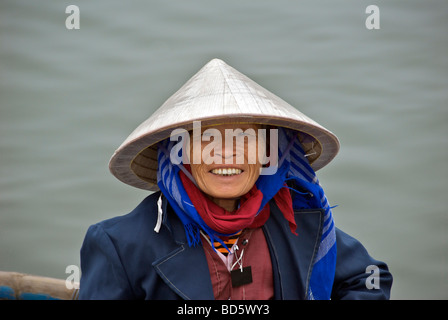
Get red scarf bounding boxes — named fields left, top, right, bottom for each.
left=179, top=169, right=297, bottom=236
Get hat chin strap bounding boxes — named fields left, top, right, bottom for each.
left=154, top=193, right=163, bottom=233
left=177, top=164, right=198, bottom=187
left=278, top=133, right=296, bottom=166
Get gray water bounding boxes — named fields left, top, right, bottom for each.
left=1, top=0, right=447, bottom=299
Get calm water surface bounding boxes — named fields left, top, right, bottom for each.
left=1, top=0, right=447, bottom=299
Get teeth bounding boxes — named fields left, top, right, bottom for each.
left=211, top=168, right=242, bottom=176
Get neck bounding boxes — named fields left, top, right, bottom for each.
left=207, top=196, right=239, bottom=212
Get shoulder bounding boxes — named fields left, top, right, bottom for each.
left=95, top=191, right=161, bottom=237
left=332, top=228, right=393, bottom=299
left=83, top=191, right=167, bottom=261
left=79, top=191, right=180, bottom=298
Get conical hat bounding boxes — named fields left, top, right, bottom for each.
left=109, top=59, right=340, bottom=191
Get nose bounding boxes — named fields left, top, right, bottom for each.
left=214, top=139, right=236, bottom=162
left=219, top=135, right=247, bottom=164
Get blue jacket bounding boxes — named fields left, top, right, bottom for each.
left=79, top=191, right=392, bottom=300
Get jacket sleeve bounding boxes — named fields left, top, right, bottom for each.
left=331, top=228, right=393, bottom=300
left=78, top=223, right=135, bottom=300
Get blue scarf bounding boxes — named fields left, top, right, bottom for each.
left=157, top=127, right=337, bottom=300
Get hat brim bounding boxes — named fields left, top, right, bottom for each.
left=109, top=114, right=339, bottom=191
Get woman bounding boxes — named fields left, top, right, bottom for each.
left=79, top=59, right=392, bottom=300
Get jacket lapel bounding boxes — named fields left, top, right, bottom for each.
left=152, top=197, right=214, bottom=300
left=264, top=201, right=324, bottom=300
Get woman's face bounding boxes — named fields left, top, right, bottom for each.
left=189, top=123, right=263, bottom=211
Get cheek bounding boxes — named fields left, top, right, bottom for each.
left=190, top=164, right=206, bottom=182
left=246, top=164, right=261, bottom=183
left=190, top=164, right=217, bottom=195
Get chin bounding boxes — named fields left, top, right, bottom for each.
left=208, top=188, right=242, bottom=200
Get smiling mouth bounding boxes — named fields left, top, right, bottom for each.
left=210, top=168, right=243, bottom=176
